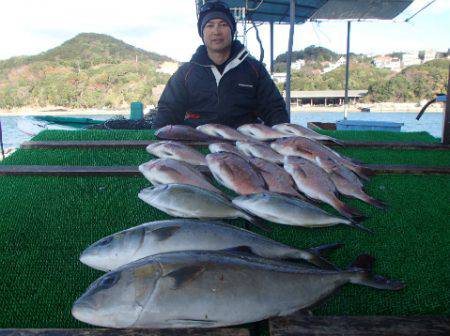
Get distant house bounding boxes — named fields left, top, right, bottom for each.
left=323, top=57, right=346, bottom=73
left=373, top=55, right=401, bottom=72
left=288, top=90, right=368, bottom=106
left=422, top=49, right=437, bottom=63
left=272, top=72, right=287, bottom=83
left=292, top=59, right=305, bottom=71
left=402, top=51, right=421, bottom=67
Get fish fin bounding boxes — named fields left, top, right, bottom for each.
left=220, top=245, right=256, bottom=255
left=348, top=254, right=405, bottom=291
left=307, top=243, right=344, bottom=258
left=151, top=226, right=181, bottom=241
left=330, top=138, right=345, bottom=146
left=164, top=265, right=205, bottom=290
left=166, top=319, right=218, bottom=327
left=365, top=196, right=389, bottom=210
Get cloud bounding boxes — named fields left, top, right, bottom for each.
left=0, top=0, right=448, bottom=62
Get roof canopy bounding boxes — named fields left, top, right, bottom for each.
left=195, top=0, right=413, bottom=24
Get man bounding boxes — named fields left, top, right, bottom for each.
left=153, top=0, right=289, bottom=129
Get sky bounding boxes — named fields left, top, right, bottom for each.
left=0, top=0, right=449, bottom=64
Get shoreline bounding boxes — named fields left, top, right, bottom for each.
left=0, top=103, right=445, bottom=117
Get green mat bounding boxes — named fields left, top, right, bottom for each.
left=0, top=129, right=449, bottom=328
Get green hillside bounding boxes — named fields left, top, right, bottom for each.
left=0, top=33, right=173, bottom=109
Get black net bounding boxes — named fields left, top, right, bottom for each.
left=87, top=114, right=155, bottom=130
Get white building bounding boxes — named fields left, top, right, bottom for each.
left=423, top=49, right=437, bottom=63
left=292, top=59, right=305, bottom=71
left=272, top=72, right=287, bottom=83
left=323, top=57, right=346, bottom=73
left=373, top=55, right=401, bottom=72
left=402, top=51, right=421, bottom=67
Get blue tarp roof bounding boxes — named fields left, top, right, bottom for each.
left=195, top=0, right=414, bottom=24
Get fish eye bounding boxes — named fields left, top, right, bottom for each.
left=99, top=273, right=120, bottom=290
left=97, top=236, right=113, bottom=247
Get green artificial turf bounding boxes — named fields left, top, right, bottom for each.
left=0, top=129, right=449, bottom=328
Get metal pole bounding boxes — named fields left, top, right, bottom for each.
left=443, top=66, right=450, bottom=144
left=270, top=21, right=274, bottom=75
left=285, top=0, right=296, bottom=117
left=0, top=121, right=4, bottom=159
left=344, top=21, right=351, bottom=120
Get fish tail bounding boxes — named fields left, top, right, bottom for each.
left=292, top=243, right=344, bottom=270
left=362, top=195, right=389, bottom=210
left=348, top=254, right=405, bottom=290
left=330, top=138, right=346, bottom=147
left=240, top=211, right=272, bottom=233
left=352, top=165, right=375, bottom=181
left=333, top=198, right=366, bottom=222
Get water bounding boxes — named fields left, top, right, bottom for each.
left=0, top=112, right=444, bottom=150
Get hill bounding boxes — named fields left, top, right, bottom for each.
left=0, top=33, right=174, bottom=109
left=367, top=59, right=449, bottom=102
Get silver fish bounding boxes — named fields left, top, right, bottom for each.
left=155, top=125, right=217, bottom=142
left=146, top=141, right=207, bottom=166
left=236, top=140, right=284, bottom=164
left=232, top=192, right=367, bottom=231
left=138, top=184, right=268, bottom=231
left=273, top=123, right=344, bottom=145
left=271, top=136, right=371, bottom=181
left=72, top=250, right=403, bottom=328
left=79, top=219, right=339, bottom=271
left=237, top=123, right=287, bottom=141
left=208, top=142, right=245, bottom=157
left=249, top=157, right=304, bottom=199
left=138, top=158, right=222, bottom=195
left=206, top=152, right=267, bottom=195
left=197, top=124, right=253, bottom=141
left=284, top=156, right=366, bottom=223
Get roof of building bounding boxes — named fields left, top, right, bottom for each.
left=290, top=90, right=368, bottom=98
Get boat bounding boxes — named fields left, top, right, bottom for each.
left=17, top=116, right=106, bottom=136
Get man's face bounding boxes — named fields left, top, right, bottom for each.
left=203, top=18, right=232, bottom=53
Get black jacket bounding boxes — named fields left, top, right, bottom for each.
left=153, top=41, right=289, bottom=129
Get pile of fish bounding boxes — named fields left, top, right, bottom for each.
left=72, top=122, right=402, bottom=329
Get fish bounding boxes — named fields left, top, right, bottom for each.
left=79, top=219, right=340, bottom=272
left=72, top=250, right=403, bottom=328
left=284, top=156, right=367, bottom=223
left=233, top=192, right=368, bottom=232
left=271, top=136, right=372, bottom=181
left=236, top=140, right=284, bottom=164
left=208, top=142, right=245, bottom=157
left=273, top=123, right=345, bottom=145
left=196, top=124, right=253, bottom=141
left=146, top=141, right=207, bottom=166
left=138, top=158, right=222, bottom=195
left=138, top=184, right=270, bottom=232
left=248, top=157, right=304, bottom=199
left=237, top=123, right=288, bottom=141
left=329, top=167, right=387, bottom=209
left=155, top=125, right=218, bottom=142
left=206, top=152, right=267, bottom=195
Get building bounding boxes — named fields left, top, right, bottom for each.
left=272, top=72, right=287, bottom=83
left=288, top=90, right=368, bottom=106
left=402, top=51, right=421, bottom=67
left=323, top=57, right=346, bottom=73
left=373, top=55, right=401, bottom=72
left=292, top=59, right=305, bottom=71
left=422, top=49, right=437, bottom=63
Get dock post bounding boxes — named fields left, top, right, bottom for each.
left=285, top=0, right=296, bottom=117
left=443, top=66, right=450, bottom=144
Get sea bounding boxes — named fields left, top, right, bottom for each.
left=0, top=112, right=444, bottom=150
